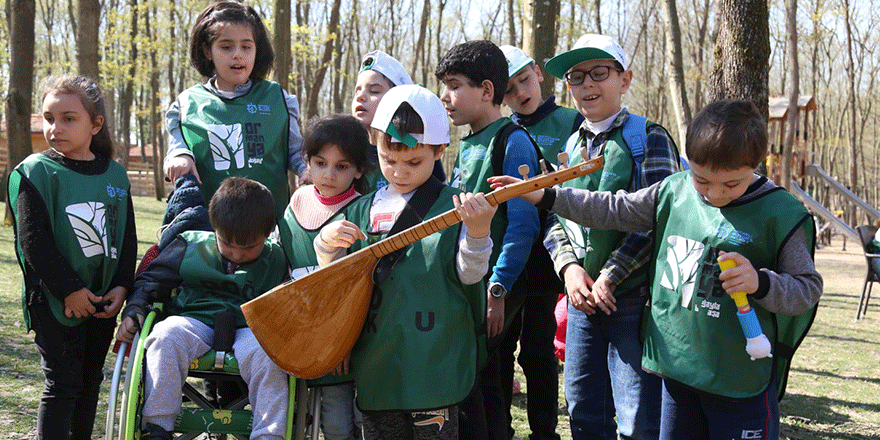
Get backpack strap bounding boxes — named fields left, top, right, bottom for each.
left=372, top=175, right=446, bottom=283
left=490, top=122, right=555, bottom=177
left=621, top=114, right=648, bottom=183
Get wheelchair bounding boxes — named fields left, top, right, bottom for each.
left=104, top=248, right=319, bottom=440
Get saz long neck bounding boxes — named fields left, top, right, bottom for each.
left=364, top=156, right=603, bottom=259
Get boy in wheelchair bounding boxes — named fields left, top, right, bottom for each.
left=116, top=177, right=290, bottom=440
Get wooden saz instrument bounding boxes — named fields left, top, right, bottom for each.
left=242, top=152, right=603, bottom=378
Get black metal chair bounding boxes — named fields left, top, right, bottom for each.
left=855, top=225, right=880, bottom=320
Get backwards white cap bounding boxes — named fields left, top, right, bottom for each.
left=371, top=84, right=450, bottom=147
left=500, top=45, right=535, bottom=78
left=359, top=50, right=413, bottom=87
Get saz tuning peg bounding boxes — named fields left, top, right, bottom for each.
left=518, top=164, right=530, bottom=180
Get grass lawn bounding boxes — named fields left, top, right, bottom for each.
left=0, top=195, right=879, bottom=439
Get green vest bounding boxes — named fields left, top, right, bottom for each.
left=277, top=199, right=355, bottom=386
left=451, top=117, right=514, bottom=267
left=178, top=80, right=289, bottom=219
left=344, top=186, right=487, bottom=411
left=9, top=153, right=131, bottom=327
left=170, top=231, right=287, bottom=328
left=558, top=121, right=646, bottom=294
left=644, top=172, right=816, bottom=398
left=524, top=106, right=581, bottom=165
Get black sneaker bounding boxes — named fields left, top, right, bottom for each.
left=141, top=423, right=172, bottom=440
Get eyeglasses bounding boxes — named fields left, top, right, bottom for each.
left=563, top=65, right=623, bottom=86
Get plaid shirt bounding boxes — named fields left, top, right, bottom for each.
left=544, top=109, right=679, bottom=288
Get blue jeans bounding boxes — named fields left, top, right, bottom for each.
left=318, top=383, right=357, bottom=440
left=659, top=378, right=779, bottom=440
left=564, top=292, right=661, bottom=440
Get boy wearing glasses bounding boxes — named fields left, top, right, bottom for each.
left=544, top=34, right=680, bottom=439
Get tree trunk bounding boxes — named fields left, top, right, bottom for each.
left=662, top=0, right=692, bottom=149
left=145, top=3, right=164, bottom=199
left=506, top=0, right=516, bottom=45
left=76, top=0, right=100, bottom=78
left=412, top=0, right=431, bottom=79
left=782, top=0, right=799, bottom=190
left=843, top=0, right=858, bottom=196
left=710, top=0, right=770, bottom=119
left=273, top=0, right=291, bottom=90
left=305, top=0, right=341, bottom=120
left=4, top=0, right=36, bottom=217
left=522, top=0, right=559, bottom=100
left=119, top=0, right=139, bottom=168
left=594, top=0, right=602, bottom=33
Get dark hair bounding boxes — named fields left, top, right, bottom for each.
left=190, top=1, right=274, bottom=80
left=39, top=75, right=114, bottom=159
left=686, top=99, right=768, bottom=170
left=209, top=177, right=275, bottom=244
left=303, top=114, right=374, bottom=194
left=435, top=40, right=508, bottom=105
left=376, top=102, right=443, bottom=154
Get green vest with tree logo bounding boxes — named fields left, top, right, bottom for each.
left=645, top=172, right=816, bottom=398
left=9, top=154, right=130, bottom=327
left=178, top=80, right=289, bottom=219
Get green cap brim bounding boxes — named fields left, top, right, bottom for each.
left=544, top=47, right=617, bottom=79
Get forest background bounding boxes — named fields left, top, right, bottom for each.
left=3, top=0, right=880, bottom=232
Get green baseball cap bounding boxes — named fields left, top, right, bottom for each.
left=544, top=34, right=629, bottom=79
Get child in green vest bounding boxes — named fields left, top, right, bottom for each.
left=277, top=114, right=373, bottom=440
left=351, top=49, right=445, bottom=190
left=163, top=1, right=303, bottom=219
left=116, top=177, right=290, bottom=440
left=435, top=39, right=542, bottom=439
left=489, top=99, right=823, bottom=440
left=9, top=74, right=137, bottom=440
left=540, top=33, right=680, bottom=440
left=315, top=84, right=496, bottom=439
left=495, top=44, right=585, bottom=440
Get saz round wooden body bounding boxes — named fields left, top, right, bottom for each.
left=242, top=155, right=603, bottom=378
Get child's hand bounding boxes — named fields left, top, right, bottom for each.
left=486, top=294, right=504, bottom=338
left=486, top=175, right=545, bottom=205
left=115, top=314, right=144, bottom=343
left=588, top=274, right=618, bottom=315
left=164, top=155, right=201, bottom=184
left=319, top=220, right=366, bottom=249
left=93, top=286, right=127, bottom=319
left=332, top=354, right=350, bottom=375
left=562, top=263, right=596, bottom=314
left=64, top=288, right=101, bottom=318
left=454, top=192, right=497, bottom=238
left=718, top=251, right=759, bottom=295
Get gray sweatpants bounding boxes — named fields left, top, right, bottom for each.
left=142, top=315, right=288, bottom=440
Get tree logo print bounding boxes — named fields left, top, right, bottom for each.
left=66, top=202, right=108, bottom=258
left=659, top=235, right=705, bottom=309
left=206, top=123, right=245, bottom=171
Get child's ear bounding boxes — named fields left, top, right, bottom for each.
left=434, top=144, right=447, bottom=160
left=203, top=43, right=213, bottom=60
left=619, top=70, right=633, bottom=94
left=481, top=79, right=495, bottom=102
left=91, top=115, right=104, bottom=135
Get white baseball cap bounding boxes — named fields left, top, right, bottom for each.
left=371, top=84, right=450, bottom=147
left=500, top=45, right=535, bottom=78
left=359, top=50, right=413, bottom=87
left=544, top=34, right=629, bottom=79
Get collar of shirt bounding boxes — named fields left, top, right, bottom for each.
left=206, top=77, right=253, bottom=99
left=579, top=107, right=630, bottom=156
left=510, top=95, right=559, bottom=127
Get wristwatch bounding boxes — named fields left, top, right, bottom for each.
left=488, top=282, right=509, bottom=299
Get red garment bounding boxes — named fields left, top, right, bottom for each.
left=554, top=294, right=567, bottom=362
